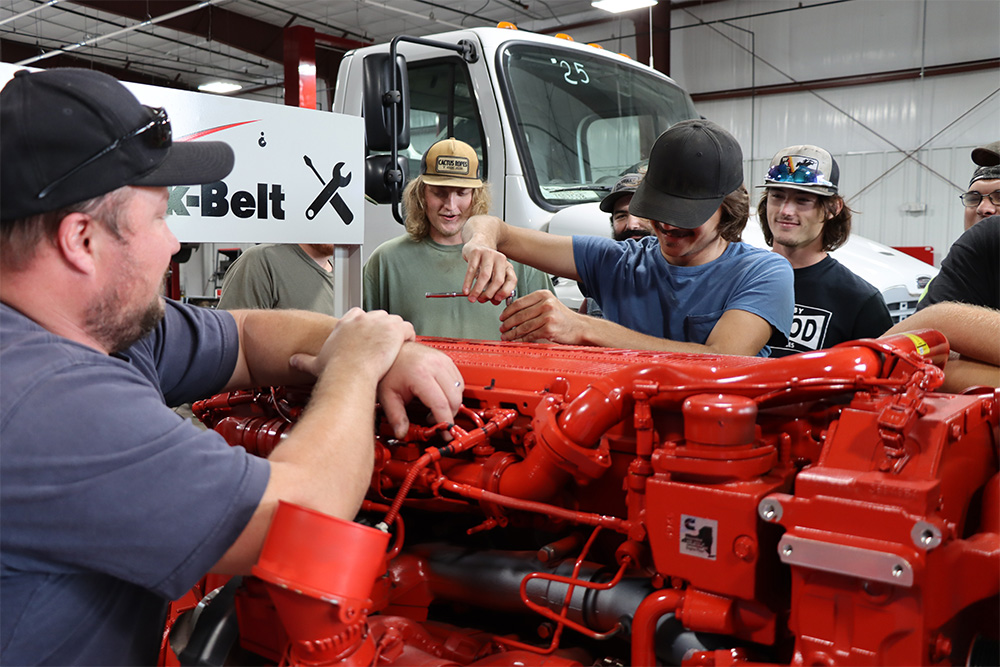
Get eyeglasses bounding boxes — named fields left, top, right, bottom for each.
left=959, top=190, right=1000, bottom=208
left=766, top=189, right=818, bottom=210
left=37, top=106, right=172, bottom=200
left=766, top=158, right=834, bottom=188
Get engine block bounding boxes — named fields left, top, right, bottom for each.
left=170, top=331, right=999, bottom=666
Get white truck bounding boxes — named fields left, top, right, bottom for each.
left=330, top=25, right=935, bottom=322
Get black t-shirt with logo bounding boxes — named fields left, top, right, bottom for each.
left=770, top=255, right=893, bottom=357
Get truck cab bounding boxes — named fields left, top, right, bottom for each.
left=332, top=26, right=935, bottom=320
left=332, top=26, right=698, bottom=257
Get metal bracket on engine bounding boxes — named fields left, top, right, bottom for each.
left=777, top=534, right=914, bottom=587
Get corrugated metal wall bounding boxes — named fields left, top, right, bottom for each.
left=565, top=0, right=1000, bottom=264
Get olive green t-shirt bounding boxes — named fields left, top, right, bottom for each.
left=363, top=235, right=553, bottom=340
left=217, top=244, right=337, bottom=316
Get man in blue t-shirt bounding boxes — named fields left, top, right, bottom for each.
left=0, top=68, right=462, bottom=666
left=460, top=119, right=793, bottom=357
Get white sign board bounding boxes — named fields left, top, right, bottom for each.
left=0, top=63, right=364, bottom=244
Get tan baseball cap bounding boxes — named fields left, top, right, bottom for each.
left=420, top=138, right=483, bottom=188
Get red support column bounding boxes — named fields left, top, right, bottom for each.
left=283, top=25, right=317, bottom=109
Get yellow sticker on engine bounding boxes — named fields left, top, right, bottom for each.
left=904, top=333, right=930, bottom=356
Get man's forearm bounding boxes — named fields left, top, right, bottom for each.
left=576, top=317, right=733, bottom=354
left=941, top=357, right=1000, bottom=392
left=572, top=309, right=771, bottom=357
left=885, top=302, right=1000, bottom=366
left=211, top=349, right=384, bottom=575
left=463, top=215, right=579, bottom=280
left=461, top=214, right=503, bottom=248
left=224, top=308, right=339, bottom=390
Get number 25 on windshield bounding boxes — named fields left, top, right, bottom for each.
left=559, top=60, right=589, bottom=85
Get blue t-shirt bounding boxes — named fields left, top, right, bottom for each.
left=573, top=236, right=793, bottom=356
left=1, top=299, right=270, bottom=666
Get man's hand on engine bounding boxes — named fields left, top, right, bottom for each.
left=500, top=290, right=588, bottom=345
left=288, top=308, right=414, bottom=380
left=378, top=343, right=465, bottom=439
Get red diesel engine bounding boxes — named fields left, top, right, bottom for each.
left=169, top=331, right=999, bottom=667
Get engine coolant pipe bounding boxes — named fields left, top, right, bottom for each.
left=252, top=501, right=390, bottom=665
left=496, top=331, right=948, bottom=503
left=411, top=545, right=726, bottom=665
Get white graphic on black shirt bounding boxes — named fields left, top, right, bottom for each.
left=786, top=304, right=832, bottom=351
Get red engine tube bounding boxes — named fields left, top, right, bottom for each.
left=252, top=502, right=390, bottom=666
left=495, top=333, right=947, bottom=507
left=212, top=416, right=291, bottom=458
left=631, top=589, right=685, bottom=667
left=383, top=409, right=517, bottom=526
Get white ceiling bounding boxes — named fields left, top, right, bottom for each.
left=1, top=0, right=630, bottom=103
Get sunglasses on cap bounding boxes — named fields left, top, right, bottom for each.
left=959, top=190, right=1000, bottom=207
left=37, top=105, right=172, bottom=201
left=766, top=159, right=834, bottom=188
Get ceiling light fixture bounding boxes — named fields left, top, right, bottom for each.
left=591, top=0, right=657, bottom=13
left=198, top=81, right=243, bottom=94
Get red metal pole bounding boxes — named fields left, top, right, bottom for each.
left=283, top=25, right=317, bottom=109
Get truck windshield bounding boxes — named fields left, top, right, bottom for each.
left=498, top=42, right=699, bottom=208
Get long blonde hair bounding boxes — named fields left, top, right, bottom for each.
left=402, top=176, right=493, bottom=241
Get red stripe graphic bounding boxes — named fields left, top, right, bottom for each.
left=178, top=119, right=260, bottom=141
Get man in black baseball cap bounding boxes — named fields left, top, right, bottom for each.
left=0, top=68, right=462, bottom=665
left=457, top=119, right=793, bottom=356
left=961, top=140, right=1000, bottom=231
left=886, top=140, right=1000, bottom=392
left=0, top=67, right=235, bottom=221
left=600, top=169, right=654, bottom=242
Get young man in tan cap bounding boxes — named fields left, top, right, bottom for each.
left=757, top=144, right=892, bottom=356
left=457, top=120, right=793, bottom=356
left=363, top=137, right=552, bottom=339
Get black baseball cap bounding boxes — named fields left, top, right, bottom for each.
left=1, top=68, right=234, bottom=222
left=972, top=141, right=1000, bottom=167
left=599, top=166, right=646, bottom=213
left=629, top=119, right=743, bottom=229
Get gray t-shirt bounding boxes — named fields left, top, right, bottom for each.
left=0, top=300, right=269, bottom=665
left=218, top=243, right=338, bottom=315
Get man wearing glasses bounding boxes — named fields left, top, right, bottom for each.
left=755, top=144, right=892, bottom=357
left=884, top=142, right=999, bottom=393
left=0, top=68, right=462, bottom=665
left=959, top=140, right=999, bottom=231
left=917, top=141, right=999, bottom=313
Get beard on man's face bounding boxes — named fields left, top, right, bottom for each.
left=613, top=228, right=653, bottom=242
left=87, top=294, right=165, bottom=355
left=86, top=272, right=168, bottom=355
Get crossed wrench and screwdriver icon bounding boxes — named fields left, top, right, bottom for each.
left=303, top=155, right=353, bottom=224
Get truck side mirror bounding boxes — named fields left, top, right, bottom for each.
left=363, top=53, right=410, bottom=152
left=365, top=154, right=408, bottom=208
